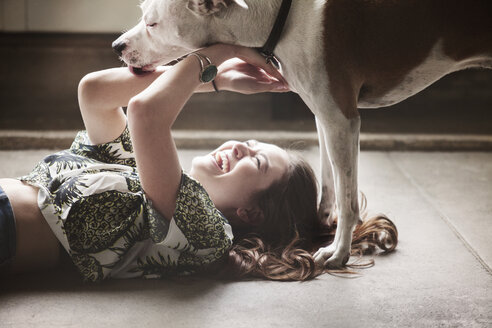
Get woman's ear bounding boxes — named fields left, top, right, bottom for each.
left=236, top=206, right=264, bottom=226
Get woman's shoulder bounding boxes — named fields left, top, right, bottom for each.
left=134, top=172, right=233, bottom=279
left=70, top=126, right=135, bottom=167
left=173, top=172, right=233, bottom=248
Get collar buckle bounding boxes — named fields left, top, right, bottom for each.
left=259, top=51, right=280, bottom=70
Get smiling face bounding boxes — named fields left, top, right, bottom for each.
left=190, top=140, right=290, bottom=224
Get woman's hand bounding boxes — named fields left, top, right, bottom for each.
left=215, top=58, right=290, bottom=94
left=198, top=44, right=290, bottom=95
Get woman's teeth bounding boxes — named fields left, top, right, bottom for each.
left=215, top=151, right=229, bottom=173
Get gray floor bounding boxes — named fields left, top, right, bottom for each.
left=0, top=148, right=491, bottom=328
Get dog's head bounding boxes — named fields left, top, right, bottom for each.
left=112, top=0, right=248, bottom=75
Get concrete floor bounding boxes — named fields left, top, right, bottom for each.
left=0, top=148, right=491, bottom=328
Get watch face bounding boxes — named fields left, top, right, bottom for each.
left=201, top=65, right=218, bottom=83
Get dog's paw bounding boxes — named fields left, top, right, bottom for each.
left=314, top=245, right=349, bottom=269
left=314, top=244, right=336, bottom=264
left=323, top=252, right=350, bottom=269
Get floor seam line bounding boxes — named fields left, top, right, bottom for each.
left=388, top=152, right=492, bottom=276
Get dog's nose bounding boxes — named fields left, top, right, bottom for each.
left=112, top=40, right=127, bottom=56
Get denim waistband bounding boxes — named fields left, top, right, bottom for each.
left=0, top=185, right=16, bottom=265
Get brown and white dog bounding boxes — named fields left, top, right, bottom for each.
left=112, top=0, right=492, bottom=268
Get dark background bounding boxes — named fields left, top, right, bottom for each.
left=1, top=33, right=491, bottom=134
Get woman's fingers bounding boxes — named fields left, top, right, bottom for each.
left=240, top=62, right=287, bottom=86
left=247, top=67, right=275, bottom=82
left=224, top=61, right=272, bottom=80
left=233, top=47, right=288, bottom=86
left=239, top=76, right=289, bottom=94
left=253, top=58, right=287, bottom=85
left=212, top=45, right=290, bottom=94
left=260, top=81, right=290, bottom=93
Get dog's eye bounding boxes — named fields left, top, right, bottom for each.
left=147, top=23, right=157, bottom=28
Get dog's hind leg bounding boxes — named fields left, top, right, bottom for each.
left=313, top=95, right=361, bottom=268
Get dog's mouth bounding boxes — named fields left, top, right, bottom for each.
left=129, top=65, right=156, bottom=76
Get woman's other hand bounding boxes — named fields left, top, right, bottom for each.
left=197, top=44, right=289, bottom=94
left=216, top=58, right=290, bottom=94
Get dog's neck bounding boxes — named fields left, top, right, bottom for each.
left=205, top=0, right=326, bottom=95
left=272, top=0, right=326, bottom=92
left=206, top=0, right=284, bottom=47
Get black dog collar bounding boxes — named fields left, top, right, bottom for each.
left=257, top=0, right=292, bottom=69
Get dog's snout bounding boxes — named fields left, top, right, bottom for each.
left=112, top=41, right=127, bottom=56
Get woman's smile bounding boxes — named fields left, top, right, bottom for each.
left=214, top=151, right=230, bottom=173
left=190, top=140, right=290, bottom=215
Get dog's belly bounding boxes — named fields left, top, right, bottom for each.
left=357, top=41, right=492, bottom=109
left=358, top=41, right=453, bottom=109
left=357, top=65, right=452, bottom=109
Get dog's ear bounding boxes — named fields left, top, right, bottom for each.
left=187, top=0, right=248, bottom=16
left=232, top=0, right=248, bottom=9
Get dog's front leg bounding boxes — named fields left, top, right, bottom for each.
left=313, top=108, right=361, bottom=268
left=316, top=117, right=336, bottom=226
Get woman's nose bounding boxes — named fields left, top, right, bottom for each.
left=232, top=142, right=251, bottom=159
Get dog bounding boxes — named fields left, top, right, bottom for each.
left=112, top=0, right=492, bottom=268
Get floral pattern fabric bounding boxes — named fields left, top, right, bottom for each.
left=18, top=127, right=233, bottom=282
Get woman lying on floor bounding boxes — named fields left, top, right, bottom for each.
left=0, top=44, right=397, bottom=282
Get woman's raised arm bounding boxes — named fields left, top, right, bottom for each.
left=77, top=57, right=288, bottom=146
left=78, top=66, right=170, bottom=145
left=126, top=44, right=287, bottom=220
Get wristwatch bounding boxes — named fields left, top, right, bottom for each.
left=189, top=52, right=218, bottom=83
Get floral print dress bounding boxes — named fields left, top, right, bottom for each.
left=18, top=127, right=233, bottom=282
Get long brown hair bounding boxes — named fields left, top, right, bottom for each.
left=223, top=152, right=398, bottom=281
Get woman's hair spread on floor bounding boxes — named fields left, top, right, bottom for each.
left=222, top=151, right=398, bottom=281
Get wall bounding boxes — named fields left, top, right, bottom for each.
left=0, top=0, right=491, bottom=134
left=0, top=0, right=140, bottom=33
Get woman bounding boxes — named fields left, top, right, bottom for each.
left=0, top=44, right=397, bottom=282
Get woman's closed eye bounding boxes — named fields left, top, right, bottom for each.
left=255, top=156, right=261, bottom=169
left=245, top=140, right=261, bottom=170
